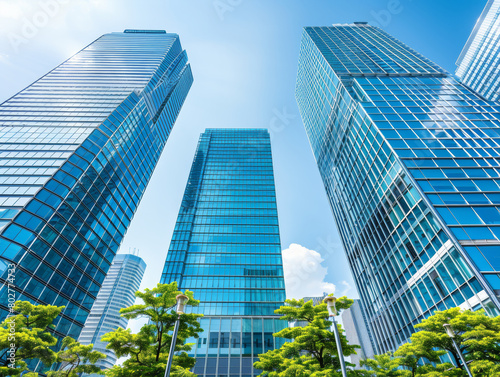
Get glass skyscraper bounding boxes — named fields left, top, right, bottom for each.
left=78, top=253, right=146, bottom=375
left=160, top=129, right=286, bottom=377
left=456, top=0, right=500, bottom=101
left=0, top=29, right=192, bottom=346
left=296, top=24, right=500, bottom=354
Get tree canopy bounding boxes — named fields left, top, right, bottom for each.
left=0, top=301, right=63, bottom=376
left=102, top=282, right=203, bottom=377
left=0, top=301, right=103, bottom=377
left=46, top=336, right=106, bottom=377
left=362, top=308, right=500, bottom=376
left=254, top=296, right=365, bottom=377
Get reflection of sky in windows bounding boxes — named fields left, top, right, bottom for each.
left=0, top=30, right=193, bottom=355
left=297, top=25, right=500, bottom=355
left=365, top=75, right=500, bottom=270
left=160, top=129, right=286, bottom=376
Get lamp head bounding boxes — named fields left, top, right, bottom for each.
left=176, top=294, right=189, bottom=314
left=323, top=296, right=338, bottom=317
left=443, top=323, right=455, bottom=338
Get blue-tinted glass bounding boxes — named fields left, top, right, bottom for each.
left=456, top=0, right=500, bottom=102
left=0, top=29, right=193, bottom=362
left=463, top=194, right=490, bottom=204
left=465, top=247, right=493, bottom=271
left=440, top=194, right=467, bottom=205
left=160, top=129, right=285, bottom=376
left=296, top=24, right=500, bottom=354
left=474, top=207, right=500, bottom=224
left=448, top=207, right=482, bottom=224
left=477, top=246, right=500, bottom=270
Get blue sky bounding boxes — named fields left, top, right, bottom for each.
left=0, top=0, right=487, bottom=302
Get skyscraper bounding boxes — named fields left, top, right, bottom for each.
left=160, top=129, right=286, bottom=377
left=456, top=0, right=500, bottom=101
left=0, top=30, right=192, bottom=344
left=78, top=253, right=146, bottom=375
left=296, top=24, right=500, bottom=353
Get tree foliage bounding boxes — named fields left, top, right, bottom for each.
left=0, top=301, right=63, bottom=376
left=361, top=353, right=400, bottom=377
left=413, top=307, right=500, bottom=367
left=393, top=342, right=444, bottom=377
left=362, top=308, right=500, bottom=376
left=101, top=282, right=202, bottom=377
left=469, top=360, right=500, bottom=377
left=46, top=336, right=106, bottom=377
left=0, top=301, right=103, bottom=377
left=254, top=295, right=364, bottom=377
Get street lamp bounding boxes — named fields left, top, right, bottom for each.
left=324, top=296, right=347, bottom=377
left=164, top=294, right=189, bottom=377
left=443, top=324, right=473, bottom=377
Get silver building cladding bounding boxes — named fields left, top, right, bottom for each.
left=456, top=0, right=500, bottom=102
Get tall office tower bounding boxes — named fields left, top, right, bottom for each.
left=160, top=129, right=286, bottom=377
left=296, top=24, right=500, bottom=353
left=78, top=253, right=146, bottom=375
left=0, top=30, right=192, bottom=346
left=456, top=0, right=500, bottom=101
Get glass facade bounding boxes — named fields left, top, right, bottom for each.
left=296, top=24, right=500, bottom=354
left=456, top=0, right=500, bottom=101
left=160, top=129, right=286, bottom=377
left=78, top=253, right=146, bottom=374
left=0, top=29, right=192, bottom=350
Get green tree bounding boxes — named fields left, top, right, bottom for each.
left=0, top=301, right=63, bottom=376
left=102, top=282, right=202, bottom=377
left=470, top=360, right=500, bottom=377
left=254, top=296, right=362, bottom=376
left=360, top=353, right=402, bottom=377
left=363, top=308, right=500, bottom=376
left=413, top=362, right=464, bottom=377
left=46, top=336, right=106, bottom=377
left=412, top=308, right=500, bottom=369
left=393, top=342, right=444, bottom=377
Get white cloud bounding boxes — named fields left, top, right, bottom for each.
left=339, top=280, right=352, bottom=297
left=282, top=243, right=336, bottom=300
left=0, top=1, right=26, bottom=20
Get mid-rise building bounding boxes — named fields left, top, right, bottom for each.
left=341, top=299, right=375, bottom=368
left=78, top=253, right=146, bottom=375
left=290, top=293, right=328, bottom=328
left=456, top=0, right=500, bottom=101
left=300, top=293, right=328, bottom=306
left=296, top=24, right=500, bottom=353
left=0, top=30, right=192, bottom=347
left=160, top=129, right=287, bottom=377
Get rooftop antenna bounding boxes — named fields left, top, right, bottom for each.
left=128, top=247, right=140, bottom=256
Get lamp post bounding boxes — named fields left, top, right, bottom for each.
left=324, top=296, right=347, bottom=377
left=443, top=324, right=473, bottom=377
left=164, top=294, right=189, bottom=377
